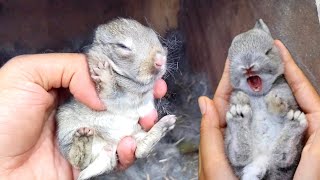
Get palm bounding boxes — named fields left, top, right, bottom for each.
left=6, top=115, right=75, bottom=179
left=0, top=83, right=74, bottom=179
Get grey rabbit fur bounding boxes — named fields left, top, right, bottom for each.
left=56, top=18, right=176, bottom=180
left=225, top=19, right=307, bottom=180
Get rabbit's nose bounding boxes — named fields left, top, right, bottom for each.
left=154, top=53, right=167, bottom=69
left=245, top=65, right=255, bottom=76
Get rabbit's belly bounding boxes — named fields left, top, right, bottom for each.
left=250, top=97, right=284, bottom=155
left=93, top=113, right=142, bottom=142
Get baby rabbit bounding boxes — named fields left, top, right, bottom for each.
left=56, top=18, right=176, bottom=180
left=225, top=19, right=307, bottom=180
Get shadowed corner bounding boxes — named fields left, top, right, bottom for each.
left=0, top=2, right=3, bottom=15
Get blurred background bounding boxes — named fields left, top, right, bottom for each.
left=0, top=0, right=319, bottom=90
left=0, top=0, right=319, bottom=179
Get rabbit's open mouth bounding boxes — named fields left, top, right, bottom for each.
left=247, top=75, right=262, bottom=92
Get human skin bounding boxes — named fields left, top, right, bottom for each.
left=198, top=40, right=320, bottom=179
left=0, top=53, right=167, bottom=179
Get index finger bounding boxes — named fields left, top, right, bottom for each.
left=275, top=40, right=320, bottom=114
left=117, top=137, right=136, bottom=170
left=153, top=79, right=167, bottom=99
left=213, top=59, right=233, bottom=127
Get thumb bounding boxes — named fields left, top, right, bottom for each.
left=198, top=96, right=236, bottom=180
left=6, top=54, right=105, bottom=110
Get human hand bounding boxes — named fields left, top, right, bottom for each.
left=198, top=59, right=237, bottom=180
left=0, top=53, right=167, bottom=179
left=274, top=40, right=320, bottom=180
left=198, top=40, right=320, bottom=179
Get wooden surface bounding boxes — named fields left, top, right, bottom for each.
left=0, top=0, right=179, bottom=57
left=0, top=0, right=319, bottom=92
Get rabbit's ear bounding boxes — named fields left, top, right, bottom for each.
left=254, top=19, right=271, bottom=35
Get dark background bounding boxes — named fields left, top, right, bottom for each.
left=0, top=0, right=319, bottom=92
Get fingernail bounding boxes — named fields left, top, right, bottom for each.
left=154, top=110, right=159, bottom=123
left=94, top=99, right=106, bottom=111
left=198, top=97, right=207, bottom=115
left=129, top=140, right=136, bottom=152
